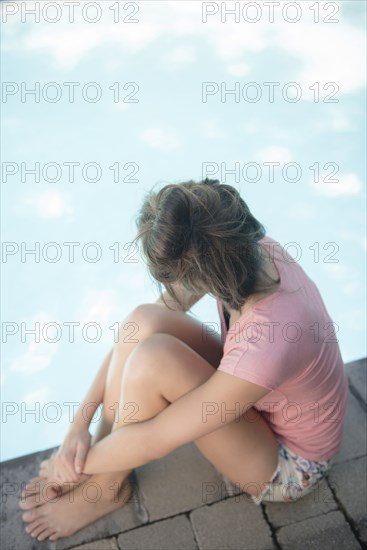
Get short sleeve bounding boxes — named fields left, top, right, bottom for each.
left=217, top=320, right=302, bottom=391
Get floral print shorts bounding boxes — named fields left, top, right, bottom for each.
left=250, top=437, right=334, bottom=506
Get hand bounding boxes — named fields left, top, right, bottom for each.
left=38, top=451, right=90, bottom=486
left=46, top=428, right=92, bottom=484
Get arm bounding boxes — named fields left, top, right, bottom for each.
left=155, top=282, right=206, bottom=313
left=82, top=369, right=271, bottom=474
left=51, top=287, right=203, bottom=483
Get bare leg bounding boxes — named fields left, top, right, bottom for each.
left=20, top=304, right=224, bottom=540
left=117, top=333, right=279, bottom=493
left=21, top=305, right=278, bottom=541
left=20, top=350, right=117, bottom=508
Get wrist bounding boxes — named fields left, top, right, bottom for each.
left=68, top=416, right=90, bottom=434
left=68, top=400, right=100, bottom=433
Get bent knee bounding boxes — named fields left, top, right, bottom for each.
left=117, top=303, right=172, bottom=346
left=123, top=333, right=180, bottom=381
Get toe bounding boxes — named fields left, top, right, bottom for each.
left=22, top=508, right=40, bottom=522
left=49, top=530, right=60, bottom=541
left=29, top=524, right=45, bottom=539
left=25, top=520, right=43, bottom=534
left=19, top=494, right=41, bottom=510
left=29, top=524, right=46, bottom=539
left=37, top=527, right=55, bottom=541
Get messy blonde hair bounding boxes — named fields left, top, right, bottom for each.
left=133, top=178, right=279, bottom=312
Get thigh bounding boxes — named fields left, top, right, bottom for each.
left=122, top=333, right=280, bottom=494
left=104, top=303, right=224, bottom=414
left=135, top=303, right=224, bottom=366
left=123, top=332, right=221, bottom=399
left=119, top=333, right=220, bottom=423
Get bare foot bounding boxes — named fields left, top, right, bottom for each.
left=38, top=451, right=86, bottom=482
left=19, top=476, right=80, bottom=510
left=20, top=453, right=89, bottom=510
left=22, top=475, right=132, bottom=541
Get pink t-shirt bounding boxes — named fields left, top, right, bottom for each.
left=217, top=235, right=349, bottom=462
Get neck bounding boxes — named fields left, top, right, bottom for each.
left=223, top=245, right=280, bottom=314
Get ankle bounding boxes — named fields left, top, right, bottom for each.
left=100, top=477, right=132, bottom=505
left=87, top=473, right=129, bottom=497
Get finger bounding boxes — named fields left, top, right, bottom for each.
left=77, top=473, right=91, bottom=482
left=74, top=444, right=88, bottom=474
left=56, top=464, right=78, bottom=485
left=54, top=455, right=77, bottom=484
left=65, top=458, right=80, bottom=482
left=39, top=463, right=48, bottom=475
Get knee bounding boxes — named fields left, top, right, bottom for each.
left=116, top=303, right=165, bottom=346
left=123, top=333, right=178, bottom=384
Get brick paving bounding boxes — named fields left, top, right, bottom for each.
left=1, top=358, right=366, bottom=550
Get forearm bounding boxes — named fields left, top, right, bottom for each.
left=71, top=348, right=113, bottom=431
left=82, top=420, right=157, bottom=474
left=155, top=284, right=205, bottom=313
